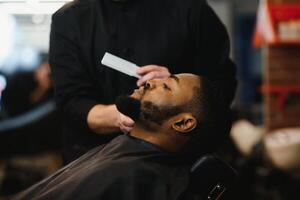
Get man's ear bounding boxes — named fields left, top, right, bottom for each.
left=171, top=113, right=197, bottom=134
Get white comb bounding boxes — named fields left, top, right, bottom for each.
left=101, top=52, right=140, bottom=78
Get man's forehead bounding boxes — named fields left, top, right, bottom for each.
left=170, top=74, right=179, bottom=83
left=175, top=73, right=201, bottom=85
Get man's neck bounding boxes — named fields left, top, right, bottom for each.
left=130, top=124, right=186, bottom=153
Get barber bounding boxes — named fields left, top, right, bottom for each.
left=49, top=0, right=237, bottom=163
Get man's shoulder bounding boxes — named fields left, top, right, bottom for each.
left=188, top=0, right=207, bottom=11
left=52, top=0, right=96, bottom=21
left=168, top=0, right=207, bottom=18
left=173, top=0, right=206, bottom=8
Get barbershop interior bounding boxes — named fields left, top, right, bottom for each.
left=0, top=0, right=300, bottom=199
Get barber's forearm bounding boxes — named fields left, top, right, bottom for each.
left=87, top=104, right=120, bottom=134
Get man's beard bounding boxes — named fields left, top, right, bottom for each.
left=115, top=95, right=182, bottom=126
left=115, top=95, right=141, bottom=121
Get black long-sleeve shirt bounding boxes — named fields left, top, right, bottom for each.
left=49, top=0, right=237, bottom=162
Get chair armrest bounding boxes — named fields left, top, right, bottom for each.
left=190, top=155, right=238, bottom=200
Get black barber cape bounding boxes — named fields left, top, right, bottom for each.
left=50, top=0, right=237, bottom=162
left=12, top=135, right=190, bottom=200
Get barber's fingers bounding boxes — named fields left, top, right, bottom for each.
left=119, top=113, right=135, bottom=126
left=137, top=65, right=171, bottom=86
left=137, top=65, right=167, bottom=75
left=118, top=113, right=134, bottom=134
left=137, top=70, right=170, bottom=87
left=120, top=124, right=133, bottom=134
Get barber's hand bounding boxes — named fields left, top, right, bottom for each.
left=87, top=104, right=135, bottom=134
left=117, top=110, right=135, bottom=134
left=136, top=65, right=171, bottom=86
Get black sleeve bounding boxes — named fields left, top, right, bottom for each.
left=49, top=8, right=99, bottom=131
left=193, top=0, right=237, bottom=106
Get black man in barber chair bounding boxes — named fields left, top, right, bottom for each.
left=12, top=73, right=233, bottom=200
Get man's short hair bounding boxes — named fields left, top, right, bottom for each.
left=184, top=77, right=231, bottom=159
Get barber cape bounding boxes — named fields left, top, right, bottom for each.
left=12, top=135, right=190, bottom=200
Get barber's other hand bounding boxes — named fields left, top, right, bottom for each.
left=116, top=110, right=135, bottom=134
left=87, top=104, right=135, bottom=134
left=136, top=65, right=171, bottom=87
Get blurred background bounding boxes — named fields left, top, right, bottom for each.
left=0, top=0, right=300, bottom=199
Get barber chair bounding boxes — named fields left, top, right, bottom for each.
left=0, top=101, right=61, bottom=158
left=184, top=155, right=238, bottom=200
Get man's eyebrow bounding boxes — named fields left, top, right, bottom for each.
left=170, top=74, right=179, bottom=83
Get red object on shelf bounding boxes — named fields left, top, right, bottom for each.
left=253, top=2, right=300, bottom=47
left=269, top=4, right=300, bottom=22
left=260, top=85, right=300, bottom=111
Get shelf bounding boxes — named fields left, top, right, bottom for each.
left=268, top=40, right=300, bottom=46
left=253, top=2, right=300, bottom=47
left=260, top=85, right=300, bottom=94
left=260, top=85, right=300, bottom=111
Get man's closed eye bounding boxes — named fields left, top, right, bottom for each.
left=163, top=83, right=171, bottom=91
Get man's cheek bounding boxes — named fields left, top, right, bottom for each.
left=145, top=94, right=170, bottom=107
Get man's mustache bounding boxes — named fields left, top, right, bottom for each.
left=115, top=95, right=141, bottom=121
left=115, top=84, right=149, bottom=121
